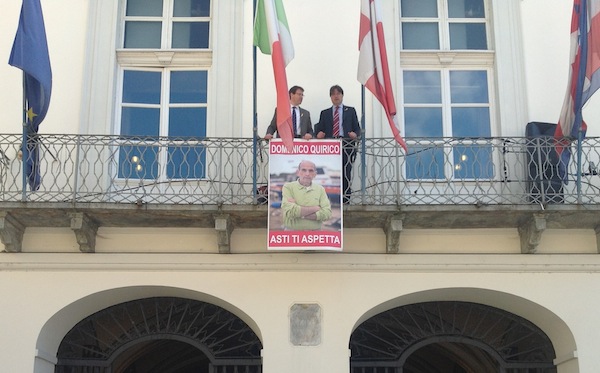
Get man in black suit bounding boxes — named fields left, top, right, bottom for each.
left=264, top=85, right=313, bottom=140
left=315, top=85, right=361, bottom=204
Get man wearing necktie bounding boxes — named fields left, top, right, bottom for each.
left=315, top=85, right=361, bottom=204
left=264, top=86, right=314, bottom=140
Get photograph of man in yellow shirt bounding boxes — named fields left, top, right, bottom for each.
left=281, top=160, right=332, bottom=230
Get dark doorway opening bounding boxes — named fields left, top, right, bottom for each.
left=350, top=301, right=556, bottom=373
left=55, top=297, right=262, bottom=373
left=115, top=339, right=210, bottom=373
left=404, top=342, right=498, bottom=373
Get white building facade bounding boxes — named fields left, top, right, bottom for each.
left=1, top=0, right=600, bottom=372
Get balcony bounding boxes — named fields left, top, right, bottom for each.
left=0, top=134, right=599, bottom=253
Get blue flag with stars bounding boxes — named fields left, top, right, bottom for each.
left=8, top=0, right=52, bottom=191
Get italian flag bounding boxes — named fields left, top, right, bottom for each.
left=254, top=0, right=295, bottom=149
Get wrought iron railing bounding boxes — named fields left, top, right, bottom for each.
left=0, top=134, right=599, bottom=205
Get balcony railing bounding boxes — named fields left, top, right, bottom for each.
left=1, top=134, right=599, bottom=206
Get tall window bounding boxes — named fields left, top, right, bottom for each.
left=117, top=0, right=211, bottom=180
left=400, top=0, right=493, bottom=180
left=123, top=0, right=210, bottom=49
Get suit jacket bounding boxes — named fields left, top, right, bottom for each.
left=265, top=107, right=313, bottom=137
left=315, top=105, right=361, bottom=139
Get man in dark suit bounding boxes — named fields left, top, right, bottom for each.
left=315, top=85, right=361, bottom=204
left=264, top=85, right=313, bottom=140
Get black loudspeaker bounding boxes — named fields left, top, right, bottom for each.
left=525, top=122, right=563, bottom=203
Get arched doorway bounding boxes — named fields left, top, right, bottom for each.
left=350, top=301, right=556, bottom=373
left=54, top=297, right=262, bottom=373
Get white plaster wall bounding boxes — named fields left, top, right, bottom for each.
left=0, top=1, right=23, bottom=134
left=520, top=0, right=600, bottom=136
left=254, top=0, right=363, bottom=137
left=16, top=225, right=599, bottom=254
left=1, top=255, right=598, bottom=372
left=17, top=226, right=599, bottom=254
left=0, top=0, right=89, bottom=135
left=2, top=0, right=597, bottom=137
left=1, top=2, right=599, bottom=373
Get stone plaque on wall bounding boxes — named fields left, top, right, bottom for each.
left=290, top=303, right=321, bottom=346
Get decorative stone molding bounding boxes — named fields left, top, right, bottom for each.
left=215, top=214, right=233, bottom=254
left=116, top=50, right=213, bottom=67
left=70, top=212, right=99, bottom=253
left=0, top=211, right=25, bottom=252
left=384, top=214, right=404, bottom=254
left=596, top=225, right=600, bottom=253
left=518, top=213, right=546, bottom=254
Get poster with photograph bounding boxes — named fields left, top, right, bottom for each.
left=267, top=139, right=343, bottom=251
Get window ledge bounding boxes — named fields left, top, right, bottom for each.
left=116, top=50, right=213, bottom=67
left=400, top=50, right=495, bottom=66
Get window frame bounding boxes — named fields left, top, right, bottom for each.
left=115, top=67, right=209, bottom=181
left=400, top=0, right=490, bottom=51
left=113, top=0, right=212, bottom=182
left=116, top=0, right=213, bottom=68
left=399, top=0, right=497, bottom=181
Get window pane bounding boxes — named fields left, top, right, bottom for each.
left=450, top=71, right=488, bottom=103
left=170, top=71, right=207, bottom=103
left=127, top=0, right=163, bottom=16
left=406, top=146, right=445, bottom=179
left=404, top=71, right=442, bottom=104
left=123, top=71, right=161, bottom=104
left=174, top=0, right=210, bottom=17
left=402, top=23, right=439, bottom=49
left=404, top=108, right=443, bottom=137
left=449, top=23, right=487, bottom=50
left=124, top=21, right=162, bottom=48
left=169, top=108, right=207, bottom=137
left=401, top=0, right=437, bottom=17
left=172, top=22, right=209, bottom=48
left=118, top=144, right=159, bottom=179
left=448, top=0, right=485, bottom=18
left=451, top=107, right=491, bottom=137
left=405, top=107, right=444, bottom=178
left=453, top=145, right=494, bottom=179
left=121, top=108, right=160, bottom=137
left=167, top=145, right=206, bottom=179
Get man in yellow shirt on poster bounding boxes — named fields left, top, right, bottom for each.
left=281, top=160, right=332, bottom=230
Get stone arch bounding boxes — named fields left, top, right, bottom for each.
left=34, top=286, right=262, bottom=373
left=350, top=288, right=577, bottom=373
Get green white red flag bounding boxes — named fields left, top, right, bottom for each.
left=254, top=0, right=295, bottom=150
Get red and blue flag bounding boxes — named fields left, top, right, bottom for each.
left=555, top=0, right=600, bottom=180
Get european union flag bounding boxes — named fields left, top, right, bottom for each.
left=8, top=0, right=52, bottom=191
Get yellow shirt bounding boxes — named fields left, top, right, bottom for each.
left=281, top=181, right=332, bottom=230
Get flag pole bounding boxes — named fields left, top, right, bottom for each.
left=576, top=128, right=583, bottom=204
left=252, top=0, right=258, bottom=204
left=360, top=85, right=366, bottom=204
left=575, top=0, right=589, bottom=205
left=21, top=73, right=28, bottom=201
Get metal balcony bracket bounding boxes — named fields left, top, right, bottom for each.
left=0, top=211, right=25, bottom=252
left=70, top=212, right=99, bottom=253
left=215, top=214, right=234, bottom=254
left=518, top=213, right=547, bottom=254
left=384, top=215, right=404, bottom=254
left=595, top=225, right=600, bottom=253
